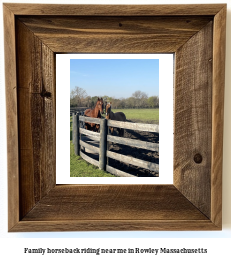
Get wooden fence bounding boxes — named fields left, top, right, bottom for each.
left=70, top=107, right=88, bottom=117
left=72, top=112, right=159, bottom=177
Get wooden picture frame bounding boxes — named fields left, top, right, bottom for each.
left=4, top=3, right=226, bottom=231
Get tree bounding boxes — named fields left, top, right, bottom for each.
left=132, top=90, right=148, bottom=108
left=140, top=92, right=148, bottom=108
left=70, top=89, right=77, bottom=107
left=111, top=98, right=120, bottom=109
left=119, top=98, right=126, bottom=109
left=102, top=95, right=110, bottom=101
left=148, top=96, right=159, bottom=108
left=91, top=96, right=99, bottom=108
left=85, top=96, right=92, bottom=107
left=70, top=86, right=87, bottom=107
left=125, top=97, right=136, bottom=108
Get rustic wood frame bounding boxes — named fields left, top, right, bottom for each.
left=4, top=4, right=226, bottom=232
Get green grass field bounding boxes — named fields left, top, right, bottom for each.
left=70, top=115, right=114, bottom=177
left=70, top=108, right=158, bottom=177
left=70, top=142, right=115, bottom=177
left=109, top=108, right=159, bottom=123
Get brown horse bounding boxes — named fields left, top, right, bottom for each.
left=105, top=102, right=126, bottom=137
left=84, top=97, right=103, bottom=131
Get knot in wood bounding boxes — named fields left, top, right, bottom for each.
left=194, top=153, right=203, bottom=164
left=40, top=90, right=52, bottom=99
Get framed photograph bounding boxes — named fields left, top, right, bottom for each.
left=56, top=53, right=173, bottom=184
left=4, top=3, right=226, bottom=231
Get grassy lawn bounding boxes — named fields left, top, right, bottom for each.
left=71, top=115, right=114, bottom=177
left=70, top=108, right=158, bottom=177
left=70, top=142, right=115, bottom=177
left=109, top=108, right=159, bottom=123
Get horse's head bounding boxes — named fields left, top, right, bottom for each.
left=105, top=102, right=111, bottom=119
left=96, top=97, right=103, bottom=114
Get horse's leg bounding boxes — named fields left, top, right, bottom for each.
left=118, top=128, right=122, bottom=136
left=90, top=123, right=94, bottom=132
left=85, top=122, right=91, bottom=130
left=118, top=128, right=121, bottom=137
left=95, top=124, right=98, bottom=132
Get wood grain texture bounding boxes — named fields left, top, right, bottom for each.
left=3, top=5, right=19, bottom=231
left=4, top=3, right=226, bottom=231
left=80, top=151, right=99, bottom=167
left=74, top=114, right=80, bottom=155
left=10, top=220, right=219, bottom=232
left=72, top=113, right=76, bottom=145
left=16, top=19, right=56, bottom=219
left=79, top=116, right=101, bottom=124
left=80, top=140, right=100, bottom=154
left=80, top=128, right=100, bottom=140
left=21, top=185, right=207, bottom=222
left=18, top=16, right=213, bottom=35
left=33, top=35, right=200, bottom=53
left=18, top=16, right=213, bottom=53
left=174, top=22, right=213, bottom=219
left=108, top=120, right=159, bottom=132
left=106, top=165, right=136, bottom=177
left=4, top=3, right=225, bottom=16
left=107, top=151, right=159, bottom=172
left=211, top=5, right=226, bottom=228
left=107, top=135, right=159, bottom=152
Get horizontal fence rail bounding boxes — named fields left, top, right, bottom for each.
left=79, top=115, right=101, bottom=124
left=106, top=165, right=136, bottom=177
left=107, top=151, right=159, bottom=172
left=80, top=151, right=99, bottom=167
left=107, top=135, right=159, bottom=152
left=80, top=128, right=100, bottom=141
left=108, top=119, right=159, bottom=133
left=80, top=140, right=100, bottom=154
left=72, top=113, right=159, bottom=177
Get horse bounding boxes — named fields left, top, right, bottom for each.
left=84, top=97, right=103, bottom=132
left=105, top=102, right=126, bottom=137
left=103, top=101, right=107, bottom=114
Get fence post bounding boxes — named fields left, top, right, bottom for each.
left=72, top=112, right=76, bottom=145
left=74, top=113, right=80, bottom=155
left=107, top=123, right=110, bottom=166
left=99, top=118, right=107, bottom=170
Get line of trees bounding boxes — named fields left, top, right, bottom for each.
left=70, top=86, right=159, bottom=109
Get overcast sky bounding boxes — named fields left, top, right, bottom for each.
left=70, top=59, right=159, bottom=98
